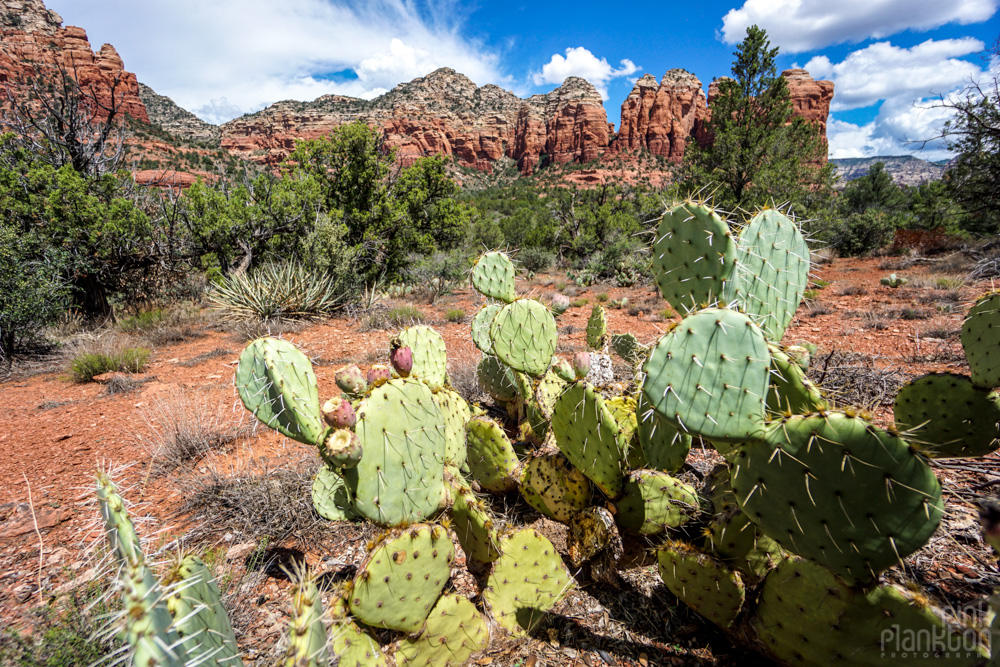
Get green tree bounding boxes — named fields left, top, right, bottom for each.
left=839, top=162, right=906, bottom=215
left=682, top=25, right=832, bottom=212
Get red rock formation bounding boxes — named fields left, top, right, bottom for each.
left=781, top=68, right=834, bottom=146
left=613, top=69, right=708, bottom=163
left=0, top=1, right=148, bottom=123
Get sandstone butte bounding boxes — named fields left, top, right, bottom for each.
left=0, top=0, right=833, bottom=180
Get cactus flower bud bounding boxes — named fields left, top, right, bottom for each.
left=322, top=429, right=363, bottom=469
left=321, top=396, right=356, bottom=428
left=572, top=351, right=591, bottom=380
left=390, top=345, right=413, bottom=377
left=335, top=364, right=367, bottom=396
left=367, top=364, right=392, bottom=385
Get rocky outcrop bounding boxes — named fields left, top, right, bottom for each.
left=139, top=83, right=220, bottom=146
left=221, top=69, right=610, bottom=174
left=781, top=68, right=834, bottom=145
left=613, top=69, right=708, bottom=162
left=0, top=0, right=148, bottom=123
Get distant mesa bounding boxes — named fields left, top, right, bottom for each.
left=0, top=0, right=837, bottom=181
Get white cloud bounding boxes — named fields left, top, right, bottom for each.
left=531, top=47, right=638, bottom=99
left=827, top=96, right=963, bottom=161
left=46, top=0, right=505, bottom=124
left=803, top=38, right=984, bottom=110
left=721, top=0, right=998, bottom=52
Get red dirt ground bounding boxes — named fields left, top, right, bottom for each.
left=0, top=254, right=997, bottom=665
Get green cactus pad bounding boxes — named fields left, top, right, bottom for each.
left=643, top=308, right=770, bottom=444
left=567, top=506, right=621, bottom=567
left=552, top=381, right=626, bottom=497
left=755, top=558, right=987, bottom=666
left=397, top=326, right=448, bottom=389
left=451, top=485, right=501, bottom=563
left=349, top=524, right=454, bottom=633
left=651, top=202, right=737, bottom=314
left=472, top=251, right=516, bottom=303
left=465, top=416, right=520, bottom=493
left=703, top=465, right=782, bottom=581
left=476, top=354, right=520, bottom=402
left=963, top=292, right=1000, bottom=389
left=724, top=209, right=809, bottom=341
left=732, top=412, right=944, bottom=585
left=471, top=304, right=502, bottom=353
left=490, top=299, right=557, bottom=377
left=657, top=541, right=745, bottom=629
left=284, top=577, right=328, bottom=667
left=767, top=343, right=829, bottom=415
left=894, top=373, right=1000, bottom=458
left=163, top=555, right=241, bottom=665
left=236, top=337, right=328, bottom=446
left=586, top=304, right=608, bottom=349
left=606, top=396, right=646, bottom=469
left=534, top=368, right=569, bottom=419
left=636, top=392, right=691, bottom=473
left=519, top=452, right=592, bottom=523
left=312, top=466, right=359, bottom=521
left=483, top=528, right=575, bottom=634
left=615, top=470, right=700, bottom=535
left=432, top=388, right=471, bottom=468
left=611, top=332, right=649, bottom=365
left=329, top=598, right=389, bottom=667
left=394, top=593, right=489, bottom=667
left=344, top=378, right=448, bottom=526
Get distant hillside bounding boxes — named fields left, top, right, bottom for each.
left=831, top=155, right=945, bottom=187
left=138, top=83, right=221, bottom=147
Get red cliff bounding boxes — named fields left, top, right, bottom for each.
left=613, top=69, right=708, bottom=162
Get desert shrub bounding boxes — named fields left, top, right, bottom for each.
left=405, top=251, right=470, bottom=304
left=69, top=345, right=150, bottom=382
left=445, top=308, right=466, bottom=323
left=208, top=262, right=345, bottom=322
left=518, top=247, right=555, bottom=273
left=380, top=305, right=426, bottom=329
left=118, top=308, right=166, bottom=332
left=830, top=210, right=900, bottom=256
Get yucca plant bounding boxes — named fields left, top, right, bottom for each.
left=208, top=262, right=346, bottom=322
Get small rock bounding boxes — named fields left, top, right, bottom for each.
left=226, top=542, right=258, bottom=562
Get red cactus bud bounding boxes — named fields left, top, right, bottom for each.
left=390, top=345, right=413, bottom=377
left=367, top=364, right=392, bottom=385
left=572, top=351, right=591, bottom=380
left=335, top=365, right=367, bottom=396
left=322, top=396, right=357, bottom=428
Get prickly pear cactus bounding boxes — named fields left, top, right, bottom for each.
left=312, top=465, right=358, bottom=521
left=754, top=558, right=987, bottom=666
left=643, top=308, right=770, bottom=444
left=396, top=325, right=448, bottom=389
left=519, top=452, right=592, bottom=523
left=465, top=416, right=520, bottom=493
left=328, top=597, right=389, bottom=667
left=490, top=299, right=557, bottom=377
left=450, top=481, right=501, bottom=563
left=348, top=524, right=454, bottom=633
left=344, top=378, right=448, bottom=526
left=894, top=373, right=1000, bottom=458
left=236, top=337, right=328, bottom=446
left=552, top=381, right=626, bottom=497
left=472, top=250, right=516, bottom=303
left=652, top=201, right=737, bottom=314
left=615, top=470, right=699, bottom=535
left=657, top=541, right=745, bottom=629
left=394, top=593, right=489, bottom=666
left=724, top=208, right=809, bottom=341
left=732, top=412, right=943, bottom=585
left=483, top=528, right=575, bottom=634
left=962, top=291, right=1000, bottom=389
left=163, top=555, right=242, bottom=666
left=611, top=332, right=648, bottom=365
left=635, top=392, right=691, bottom=473
left=471, top=304, right=502, bottom=353
left=284, top=575, right=328, bottom=667
left=432, top=388, right=472, bottom=468
left=476, top=354, right=520, bottom=403
left=586, top=304, right=608, bottom=349
left=767, top=343, right=829, bottom=415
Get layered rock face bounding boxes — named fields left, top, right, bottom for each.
left=221, top=69, right=610, bottom=175
left=613, top=69, right=708, bottom=162
left=781, top=68, right=834, bottom=144
left=0, top=0, right=148, bottom=123
left=139, top=83, right=220, bottom=146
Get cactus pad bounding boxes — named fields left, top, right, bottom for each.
left=567, top=506, right=622, bottom=567
left=490, top=299, right=557, bottom=377
left=657, top=541, right=745, bottom=629
left=894, top=373, right=1000, bottom=458
left=163, top=555, right=241, bottom=665
left=476, top=354, right=520, bottom=403
left=344, top=378, right=448, bottom=526
left=643, top=308, right=770, bottom=443
left=586, top=304, right=608, bottom=349
left=471, top=250, right=516, bottom=303
left=755, top=558, right=986, bottom=666
left=767, top=343, right=829, bottom=415
left=236, top=337, right=328, bottom=446
left=432, top=388, right=471, bottom=468
left=552, top=381, right=626, bottom=497
left=450, top=485, right=501, bottom=563
left=465, top=416, right=520, bottom=493
left=519, top=452, right=592, bottom=523
left=963, top=292, right=1000, bottom=389
left=611, top=332, right=649, bottom=365
left=312, top=465, right=358, bottom=521
left=483, top=528, right=575, bottom=634
left=396, top=326, right=448, bottom=389
left=703, top=465, right=782, bottom=580
left=394, top=594, right=489, bottom=667
left=636, top=392, right=691, bottom=473
left=471, top=304, right=502, bottom=353
left=732, top=412, right=943, bottom=585
left=349, top=524, right=454, bottom=633
left=329, top=598, right=389, bottom=667
left=725, top=209, right=809, bottom=341
left=615, top=470, right=700, bottom=535
left=651, top=202, right=737, bottom=314
left=284, top=577, right=328, bottom=667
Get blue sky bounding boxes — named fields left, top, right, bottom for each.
left=47, top=0, right=999, bottom=159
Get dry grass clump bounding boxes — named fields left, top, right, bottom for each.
left=64, top=333, right=151, bottom=382
left=809, top=349, right=913, bottom=411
